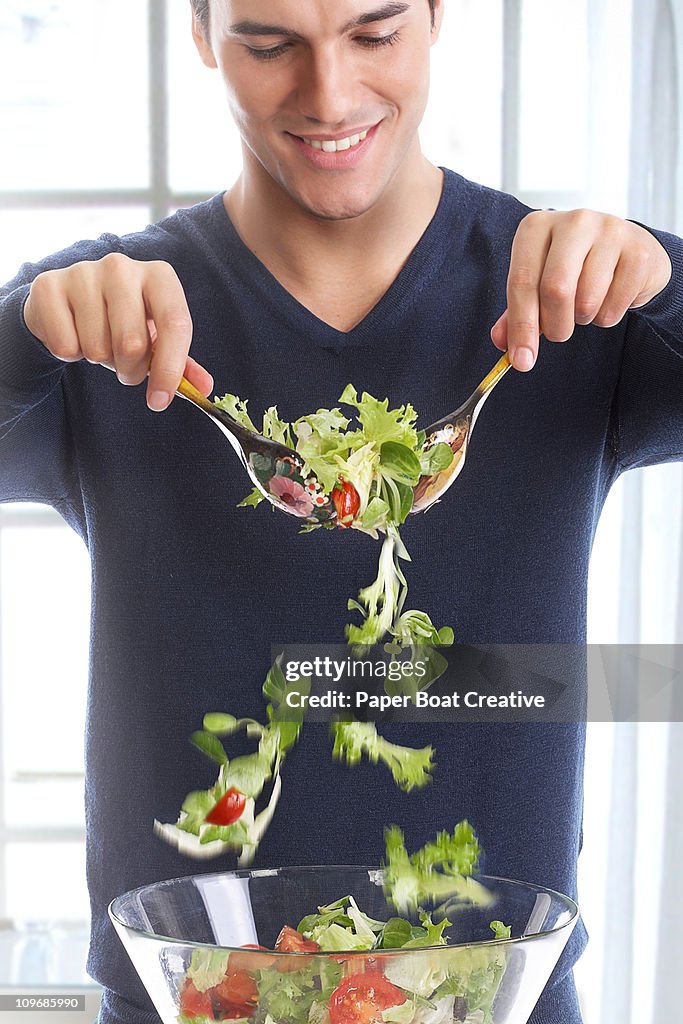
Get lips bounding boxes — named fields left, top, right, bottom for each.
left=287, top=123, right=380, bottom=168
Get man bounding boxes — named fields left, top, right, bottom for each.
left=0, top=2, right=681, bottom=1022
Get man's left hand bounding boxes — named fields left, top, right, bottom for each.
left=491, top=210, right=673, bottom=371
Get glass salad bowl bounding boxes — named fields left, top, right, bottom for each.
left=109, top=867, right=579, bottom=1024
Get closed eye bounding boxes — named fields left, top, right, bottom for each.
left=244, top=29, right=401, bottom=61
left=244, top=42, right=292, bottom=61
left=355, top=30, right=401, bottom=48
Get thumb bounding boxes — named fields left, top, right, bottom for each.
left=490, top=309, right=508, bottom=351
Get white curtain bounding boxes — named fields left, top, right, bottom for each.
left=429, top=3, right=682, bottom=1018
left=583, top=1, right=683, bottom=1023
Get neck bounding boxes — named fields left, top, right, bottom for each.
left=224, top=143, right=444, bottom=295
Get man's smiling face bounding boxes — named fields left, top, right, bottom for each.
left=192, top=1, right=442, bottom=220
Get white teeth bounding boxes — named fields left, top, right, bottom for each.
left=300, top=128, right=372, bottom=153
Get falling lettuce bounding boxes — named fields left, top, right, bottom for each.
left=154, top=660, right=308, bottom=865
left=331, top=721, right=434, bottom=792
left=383, top=823, right=494, bottom=915
left=155, top=662, right=438, bottom=863
left=158, top=389, right=459, bottom=865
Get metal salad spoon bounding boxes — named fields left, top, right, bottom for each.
left=176, top=351, right=511, bottom=525
left=175, top=377, right=337, bottom=525
left=410, top=352, right=512, bottom=514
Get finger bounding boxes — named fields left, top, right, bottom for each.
left=629, top=226, right=671, bottom=306
left=107, top=287, right=153, bottom=387
left=25, top=274, right=83, bottom=362
left=184, top=355, right=214, bottom=397
left=69, top=277, right=114, bottom=370
left=142, top=265, right=193, bottom=411
left=538, top=230, right=595, bottom=342
left=148, top=319, right=212, bottom=396
left=574, top=244, right=620, bottom=325
left=490, top=310, right=508, bottom=351
left=593, top=250, right=647, bottom=328
left=506, top=212, right=551, bottom=371
left=146, top=337, right=213, bottom=396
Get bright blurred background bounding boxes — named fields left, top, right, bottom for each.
left=0, top=2, right=682, bottom=1023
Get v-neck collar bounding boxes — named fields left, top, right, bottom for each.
left=209, top=169, right=462, bottom=349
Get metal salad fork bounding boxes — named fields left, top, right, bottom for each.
left=411, top=352, right=512, bottom=513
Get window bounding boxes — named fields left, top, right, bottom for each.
left=0, top=0, right=214, bottom=989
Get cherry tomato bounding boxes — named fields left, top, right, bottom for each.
left=329, top=971, right=407, bottom=1024
left=274, top=925, right=321, bottom=972
left=211, top=968, right=258, bottom=1008
left=274, top=925, right=320, bottom=953
left=332, top=479, right=361, bottom=528
left=205, top=787, right=246, bottom=826
left=229, top=943, right=277, bottom=973
left=179, top=979, right=214, bottom=1019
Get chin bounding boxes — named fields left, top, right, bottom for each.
left=303, top=200, right=376, bottom=222
left=289, top=181, right=387, bottom=222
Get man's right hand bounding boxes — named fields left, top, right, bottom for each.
left=23, top=253, right=213, bottom=411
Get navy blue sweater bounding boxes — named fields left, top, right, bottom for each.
left=1, top=170, right=682, bottom=1024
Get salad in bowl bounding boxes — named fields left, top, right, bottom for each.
left=111, top=827, right=579, bottom=1024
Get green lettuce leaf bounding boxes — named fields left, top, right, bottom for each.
left=359, top=496, right=391, bottom=530
left=382, top=1001, right=415, bottom=1024
left=339, top=386, right=419, bottom=449
left=238, top=487, right=265, bottom=509
left=222, top=753, right=272, bottom=797
left=380, top=442, right=423, bottom=486
left=186, top=948, right=229, bottom=992
left=375, top=917, right=413, bottom=950
left=262, top=406, right=294, bottom=447
left=334, top=442, right=380, bottom=518
left=214, top=394, right=257, bottom=432
left=255, top=961, right=342, bottom=1024
left=419, top=443, right=455, bottom=476
left=177, top=785, right=223, bottom=832
left=383, top=823, right=493, bottom=914
left=401, top=912, right=451, bottom=949
left=331, top=721, right=434, bottom=792
left=190, top=731, right=228, bottom=766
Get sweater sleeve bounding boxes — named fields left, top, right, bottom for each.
left=610, top=225, right=683, bottom=472
left=0, top=236, right=121, bottom=510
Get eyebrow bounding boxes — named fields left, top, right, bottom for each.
left=229, top=3, right=411, bottom=38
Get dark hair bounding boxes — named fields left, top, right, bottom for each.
left=191, top=0, right=437, bottom=36
left=192, top=0, right=210, bottom=33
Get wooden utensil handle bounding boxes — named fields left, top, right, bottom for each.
left=477, top=352, right=512, bottom=396
left=176, top=375, right=215, bottom=413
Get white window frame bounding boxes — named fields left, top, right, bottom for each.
left=0, top=505, right=87, bottom=925
left=0, top=0, right=213, bottom=966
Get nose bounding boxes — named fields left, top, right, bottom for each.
left=295, top=46, right=358, bottom=128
